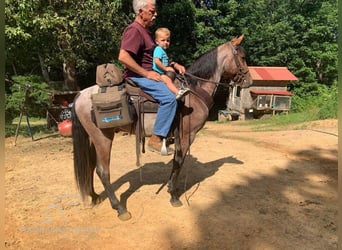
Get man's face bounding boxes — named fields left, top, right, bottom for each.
left=141, top=3, right=157, bottom=27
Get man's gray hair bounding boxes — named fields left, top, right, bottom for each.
left=132, top=0, right=156, bottom=15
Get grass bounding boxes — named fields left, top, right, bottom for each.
left=237, top=110, right=324, bottom=131
left=5, top=118, right=58, bottom=138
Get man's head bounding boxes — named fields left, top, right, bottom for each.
left=133, top=0, right=157, bottom=28
left=133, top=0, right=157, bottom=27
left=133, top=0, right=156, bottom=14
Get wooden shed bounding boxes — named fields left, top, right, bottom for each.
left=224, top=66, right=298, bottom=120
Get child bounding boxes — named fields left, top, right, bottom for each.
left=153, top=28, right=190, bottom=100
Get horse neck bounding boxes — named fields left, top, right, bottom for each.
left=198, top=43, right=230, bottom=96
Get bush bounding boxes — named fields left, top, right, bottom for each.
left=5, top=75, right=51, bottom=124
left=291, top=82, right=337, bottom=120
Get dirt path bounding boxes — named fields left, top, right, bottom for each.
left=5, top=119, right=338, bottom=249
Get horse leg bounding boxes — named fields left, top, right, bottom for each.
left=168, top=117, right=198, bottom=207
left=167, top=131, right=190, bottom=207
left=168, top=158, right=183, bottom=207
left=93, top=132, right=132, bottom=221
left=95, top=162, right=132, bottom=221
left=87, top=143, right=103, bottom=205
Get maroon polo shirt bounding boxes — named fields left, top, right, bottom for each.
left=120, top=21, right=156, bottom=78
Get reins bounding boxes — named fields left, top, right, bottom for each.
left=180, top=72, right=232, bottom=87
left=178, top=42, right=249, bottom=89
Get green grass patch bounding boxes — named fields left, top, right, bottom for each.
left=5, top=118, right=58, bottom=138
left=238, top=111, right=323, bottom=131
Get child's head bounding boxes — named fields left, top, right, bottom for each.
left=155, top=28, right=171, bottom=50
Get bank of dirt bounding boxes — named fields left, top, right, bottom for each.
left=5, top=119, right=338, bottom=249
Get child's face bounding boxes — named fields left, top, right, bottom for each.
left=156, top=33, right=170, bottom=50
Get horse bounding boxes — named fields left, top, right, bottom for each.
left=71, top=34, right=252, bottom=221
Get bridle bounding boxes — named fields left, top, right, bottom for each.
left=181, top=41, right=249, bottom=88
left=229, top=42, right=250, bottom=86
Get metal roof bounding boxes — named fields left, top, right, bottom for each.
left=249, top=67, right=298, bottom=81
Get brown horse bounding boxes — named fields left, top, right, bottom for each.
left=71, top=35, right=252, bottom=221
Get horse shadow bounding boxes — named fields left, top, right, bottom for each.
left=101, top=155, right=244, bottom=209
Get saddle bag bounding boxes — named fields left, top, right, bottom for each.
left=91, top=84, right=133, bottom=129
left=96, top=63, right=123, bottom=87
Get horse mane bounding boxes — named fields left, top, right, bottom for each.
left=186, top=47, right=218, bottom=85
left=185, top=44, right=246, bottom=85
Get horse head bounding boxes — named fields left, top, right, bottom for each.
left=223, top=34, right=253, bottom=88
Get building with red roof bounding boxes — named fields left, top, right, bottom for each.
left=223, top=66, right=298, bottom=120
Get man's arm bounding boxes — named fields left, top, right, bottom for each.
left=170, top=61, right=186, bottom=75
left=118, top=49, right=161, bottom=81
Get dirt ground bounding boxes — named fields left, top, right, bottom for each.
left=4, top=119, right=338, bottom=249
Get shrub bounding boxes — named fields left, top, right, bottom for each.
left=5, top=75, right=51, bottom=124
left=291, top=82, right=337, bottom=120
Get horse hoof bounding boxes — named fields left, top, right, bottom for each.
left=118, top=211, right=132, bottom=221
left=170, top=198, right=183, bottom=207
left=91, top=196, right=103, bottom=206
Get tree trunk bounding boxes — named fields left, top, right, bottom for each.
left=63, top=61, right=78, bottom=91
left=38, top=53, right=50, bottom=83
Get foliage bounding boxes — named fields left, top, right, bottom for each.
left=5, top=0, right=129, bottom=88
left=5, top=75, right=51, bottom=124
left=291, top=82, right=337, bottom=119
left=156, top=0, right=197, bottom=66
left=5, top=0, right=337, bottom=86
left=233, top=0, right=337, bottom=86
left=5, top=0, right=338, bottom=121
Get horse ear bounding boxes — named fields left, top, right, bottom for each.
left=231, top=34, right=244, bottom=46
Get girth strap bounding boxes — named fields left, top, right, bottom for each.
left=192, top=85, right=214, bottom=110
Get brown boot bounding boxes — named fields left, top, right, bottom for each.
left=148, top=134, right=173, bottom=155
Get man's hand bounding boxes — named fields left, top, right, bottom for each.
left=173, top=63, right=186, bottom=75
left=146, top=71, right=162, bottom=82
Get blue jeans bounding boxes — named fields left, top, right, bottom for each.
left=129, top=77, right=177, bottom=137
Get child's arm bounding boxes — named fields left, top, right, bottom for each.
left=154, top=57, right=175, bottom=73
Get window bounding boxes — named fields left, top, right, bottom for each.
left=235, top=86, right=241, bottom=97
left=272, top=96, right=291, bottom=109
left=256, top=95, right=272, bottom=109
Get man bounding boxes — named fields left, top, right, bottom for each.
left=118, top=0, right=185, bottom=155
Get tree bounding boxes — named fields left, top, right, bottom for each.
left=5, top=0, right=337, bottom=90
left=232, top=0, right=337, bottom=86
left=5, top=0, right=129, bottom=89
left=156, top=0, right=197, bottom=66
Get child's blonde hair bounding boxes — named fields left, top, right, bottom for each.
left=155, top=27, right=171, bottom=38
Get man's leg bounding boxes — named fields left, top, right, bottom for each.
left=130, top=77, right=177, bottom=154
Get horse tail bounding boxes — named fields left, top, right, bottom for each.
left=71, top=94, right=96, bottom=201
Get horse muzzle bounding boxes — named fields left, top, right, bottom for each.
left=231, top=72, right=253, bottom=88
